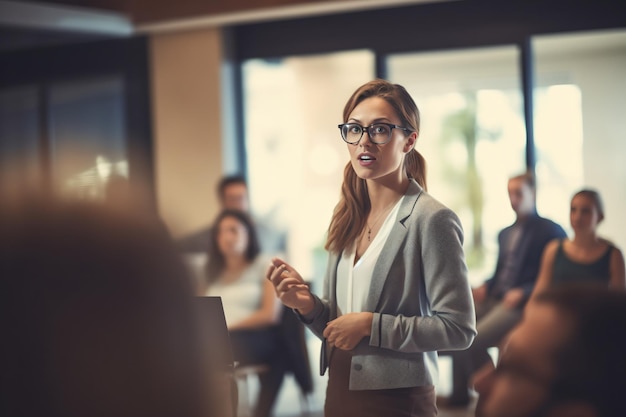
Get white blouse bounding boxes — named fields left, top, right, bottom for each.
left=336, top=197, right=405, bottom=315
left=205, top=256, right=269, bottom=327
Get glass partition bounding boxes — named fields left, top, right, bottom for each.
left=49, top=76, right=127, bottom=199
left=533, top=29, right=626, bottom=252
left=0, top=86, right=42, bottom=191
left=242, top=47, right=375, bottom=417
left=243, top=50, right=375, bottom=280
left=388, top=46, right=525, bottom=286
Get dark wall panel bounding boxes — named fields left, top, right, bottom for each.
left=234, top=0, right=626, bottom=59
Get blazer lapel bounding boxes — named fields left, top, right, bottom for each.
left=364, top=180, right=423, bottom=311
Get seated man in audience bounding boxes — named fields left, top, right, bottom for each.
left=443, top=171, right=566, bottom=406
left=473, top=284, right=626, bottom=417
left=178, top=174, right=288, bottom=257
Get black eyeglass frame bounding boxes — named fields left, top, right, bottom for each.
left=337, top=122, right=411, bottom=145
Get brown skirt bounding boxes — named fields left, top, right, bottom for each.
left=324, top=348, right=438, bottom=417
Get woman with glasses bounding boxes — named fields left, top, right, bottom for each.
left=266, top=79, right=476, bottom=417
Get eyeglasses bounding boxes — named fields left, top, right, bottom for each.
left=338, top=123, right=411, bottom=145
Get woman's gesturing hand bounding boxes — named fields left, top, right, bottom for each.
left=266, top=257, right=314, bottom=314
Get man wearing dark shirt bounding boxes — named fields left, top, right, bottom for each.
left=177, top=174, right=287, bottom=256
left=443, top=172, right=567, bottom=407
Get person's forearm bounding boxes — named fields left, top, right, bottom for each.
left=295, top=292, right=315, bottom=316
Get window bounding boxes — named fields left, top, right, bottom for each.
left=0, top=86, right=41, bottom=190
left=0, top=37, right=152, bottom=204
left=243, top=50, right=375, bottom=281
left=533, top=29, right=626, bottom=251
left=49, top=76, right=127, bottom=198
left=388, top=46, right=526, bottom=285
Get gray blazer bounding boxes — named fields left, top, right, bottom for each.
left=302, top=179, right=476, bottom=390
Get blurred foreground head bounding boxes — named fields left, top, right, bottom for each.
left=0, top=195, right=216, bottom=417
left=475, top=284, right=626, bottom=417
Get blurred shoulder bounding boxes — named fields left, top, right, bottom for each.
left=536, top=214, right=565, bottom=229
left=543, top=238, right=562, bottom=256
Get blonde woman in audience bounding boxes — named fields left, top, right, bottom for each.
left=530, top=188, right=626, bottom=303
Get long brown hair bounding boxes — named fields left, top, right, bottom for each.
left=325, top=79, right=427, bottom=254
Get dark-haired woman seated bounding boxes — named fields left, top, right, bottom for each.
left=204, top=209, right=285, bottom=417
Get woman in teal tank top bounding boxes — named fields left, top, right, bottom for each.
left=530, top=189, right=625, bottom=303
left=551, top=239, right=614, bottom=285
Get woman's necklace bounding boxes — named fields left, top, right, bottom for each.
left=366, top=198, right=400, bottom=242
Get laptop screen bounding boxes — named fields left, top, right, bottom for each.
left=196, top=296, right=235, bottom=372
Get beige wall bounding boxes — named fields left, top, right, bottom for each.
left=150, top=28, right=223, bottom=238
left=575, top=50, right=626, bottom=252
